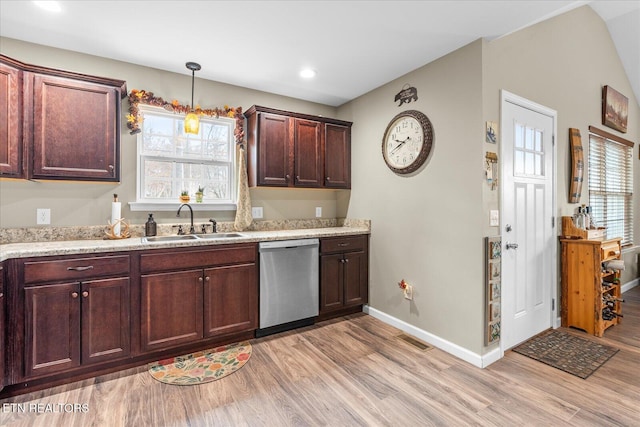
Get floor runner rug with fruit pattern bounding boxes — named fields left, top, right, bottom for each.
left=148, top=341, right=252, bottom=385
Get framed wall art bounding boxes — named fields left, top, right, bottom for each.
left=485, top=236, right=502, bottom=345
left=602, top=85, right=628, bottom=133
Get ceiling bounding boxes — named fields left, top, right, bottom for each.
left=1, top=1, right=638, bottom=107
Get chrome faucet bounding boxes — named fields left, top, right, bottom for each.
left=177, top=203, right=196, bottom=234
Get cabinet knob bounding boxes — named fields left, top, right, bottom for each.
left=198, top=277, right=203, bottom=282
left=344, top=258, right=350, bottom=263
left=285, top=174, right=291, bottom=182
left=108, top=165, right=114, bottom=170
left=0, top=293, right=3, bottom=298
left=326, top=177, right=331, bottom=182
left=205, top=276, right=210, bottom=282
left=82, top=291, right=89, bottom=298
left=71, top=292, right=79, bottom=299
left=296, top=175, right=300, bottom=182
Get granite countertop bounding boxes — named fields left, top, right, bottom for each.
left=0, top=223, right=370, bottom=262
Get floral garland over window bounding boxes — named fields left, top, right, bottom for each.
left=126, top=89, right=244, bottom=143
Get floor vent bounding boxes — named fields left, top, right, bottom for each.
left=397, top=334, right=432, bottom=351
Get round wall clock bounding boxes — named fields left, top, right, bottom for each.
left=382, top=110, right=434, bottom=174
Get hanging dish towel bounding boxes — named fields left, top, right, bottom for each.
left=234, top=145, right=253, bottom=231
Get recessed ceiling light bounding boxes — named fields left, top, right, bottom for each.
left=300, top=68, right=317, bottom=79
left=33, top=1, right=62, bottom=12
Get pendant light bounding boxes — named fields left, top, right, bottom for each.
left=184, top=61, right=201, bottom=135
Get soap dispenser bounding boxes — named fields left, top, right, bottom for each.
left=145, top=213, right=157, bottom=236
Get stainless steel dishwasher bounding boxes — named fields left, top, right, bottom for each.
left=257, top=238, right=319, bottom=337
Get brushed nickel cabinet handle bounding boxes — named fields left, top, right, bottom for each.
left=67, top=266, right=94, bottom=272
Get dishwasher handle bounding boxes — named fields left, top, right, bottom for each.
left=259, top=238, right=319, bottom=251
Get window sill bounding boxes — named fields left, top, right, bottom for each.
left=129, top=202, right=237, bottom=212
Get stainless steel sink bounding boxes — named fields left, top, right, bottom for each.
left=142, top=233, right=244, bottom=243
left=142, top=235, right=199, bottom=243
left=194, top=233, right=244, bottom=239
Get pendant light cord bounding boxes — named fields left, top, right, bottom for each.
left=190, top=69, right=195, bottom=111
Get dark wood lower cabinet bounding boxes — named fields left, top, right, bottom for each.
left=25, top=283, right=81, bottom=378
left=320, top=236, right=369, bottom=315
left=24, top=277, right=130, bottom=379
left=140, top=244, right=258, bottom=353
left=0, top=265, right=5, bottom=392
left=141, top=269, right=204, bottom=352
left=204, top=263, right=257, bottom=337
left=81, top=277, right=130, bottom=364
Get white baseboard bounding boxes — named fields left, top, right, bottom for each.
left=363, top=278, right=638, bottom=369
left=622, top=277, right=638, bottom=293
left=363, top=305, right=497, bottom=368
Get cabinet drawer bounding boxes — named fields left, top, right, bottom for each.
left=601, top=240, right=621, bottom=261
left=24, top=255, right=130, bottom=284
left=140, top=244, right=257, bottom=273
left=321, top=236, right=367, bottom=254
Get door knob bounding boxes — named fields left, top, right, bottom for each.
left=506, top=242, right=519, bottom=250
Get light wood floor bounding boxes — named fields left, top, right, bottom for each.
left=1, top=286, right=638, bottom=426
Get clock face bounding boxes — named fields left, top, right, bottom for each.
left=382, top=110, right=433, bottom=174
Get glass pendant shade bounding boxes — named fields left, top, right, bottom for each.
left=184, top=111, right=199, bottom=134
left=184, top=61, right=202, bottom=135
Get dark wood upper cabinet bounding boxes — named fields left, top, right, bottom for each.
left=246, top=105, right=352, bottom=189
left=324, top=123, right=351, bottom=188
left=294, top=119, right=323, bottom=187
left=0, top=54, right=126, bottom=182
left=0, top=59, right=23, bottom=177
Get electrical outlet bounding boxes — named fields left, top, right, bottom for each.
left=315, top=207, right=322, bottom=218
left=37, top=208, right=51, bottom=225
left=251, top=207, right=263, bottom=219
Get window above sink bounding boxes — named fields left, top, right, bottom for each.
left=130, top=105, right=237, bottom=212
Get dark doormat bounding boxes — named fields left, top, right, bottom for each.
left=512, top=329, right=619, bottom=379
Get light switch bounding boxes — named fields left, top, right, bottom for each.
left=490, top=210, right=499, bottom=227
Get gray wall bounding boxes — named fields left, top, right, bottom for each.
left=337, top=5, right=639, bottom=355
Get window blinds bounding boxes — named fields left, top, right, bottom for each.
left=588, top=127, right=634, bottom=245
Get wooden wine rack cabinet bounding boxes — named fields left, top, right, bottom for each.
left=560, top=237, right=622, bottom=337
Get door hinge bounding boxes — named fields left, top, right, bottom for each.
left=551, top=216, right=555, bottom=228
left=552, top=298, right=555, bottom=311
left=552, top=135, right=555, bottom=146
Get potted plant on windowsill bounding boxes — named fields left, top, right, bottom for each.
left=195, top=186, right=204, bottom=203
left=180, top=190, right=190, bottom=203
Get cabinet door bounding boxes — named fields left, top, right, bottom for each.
left=343, top=251, right=368, bottom=307
left=24, top=283, right=81, bottom=378
left=141, top=270, right=203, bottom=352
left=0, top=61, right=22, bottom=177
left=81, top=277, right=130, bottom=365
left=324, top=123, right=351, bottom=189
left=294, top=119, right=322, bottom=187
left=320, top=254, right=345, bottom=312
left=204, top=263, right=257, bottom=337
left=29, top=73, right=119, bottom=181
left=0, top=265, right=4, bottom=391
left=258, top=113, right=291, bottom=186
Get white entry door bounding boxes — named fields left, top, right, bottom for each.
left=501, top=91, right=556, bottom=350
